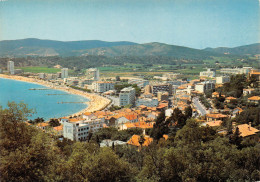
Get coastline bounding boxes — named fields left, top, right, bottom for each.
left=0, top=74, right=111, bottom=118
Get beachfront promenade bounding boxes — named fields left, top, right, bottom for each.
left=0, top=74, right=111, bottom=118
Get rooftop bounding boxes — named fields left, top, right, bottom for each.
left=127, top=135, right=153, bottom=147
left=236, top=124, right=259, bottom=137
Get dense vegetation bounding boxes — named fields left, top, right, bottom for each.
left=212, top=74, right=260, bottom=109
left=1, top=102, right=259, bottom=182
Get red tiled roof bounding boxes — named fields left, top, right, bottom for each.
left=236, top=124, right=259, bottom=137
left=248, top=96, right=260, bottom=101
left=127, top=135, right=153, bottom=147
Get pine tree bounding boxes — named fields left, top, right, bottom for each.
left=229, top=127, right=242, bottom=149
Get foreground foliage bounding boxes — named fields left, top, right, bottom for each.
left=0, top=102, right=259, bottom=182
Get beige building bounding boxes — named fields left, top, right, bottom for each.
left=216, top=76, right=230, bottom=84
left=195, top=81, right=215, bottom=93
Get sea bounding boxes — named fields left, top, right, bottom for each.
left=0, top=78, right=89, bottom=121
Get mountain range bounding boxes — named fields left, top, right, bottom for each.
left=0, top=38, right=259, bottom=58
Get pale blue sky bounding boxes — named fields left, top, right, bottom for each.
left=0, top=0, right=259, bottom=48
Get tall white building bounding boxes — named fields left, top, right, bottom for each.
left=119, top=87, right=136, bottom=106
left=92, top=81, right=115, bottom=93
left=61, top=68, right=69, bottom=79
left=86, top=68, right=99, bottom=81
left=200, top=68, right=216, bottom=78
left=7, top=61, right=14, bottom=75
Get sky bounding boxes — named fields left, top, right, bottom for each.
left=0, top=0, right=259, bottom=49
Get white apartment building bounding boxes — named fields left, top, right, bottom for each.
left=63, top=117, right=104, bottom=141
left=135, top=98, right=159, bottom=107
left=119, top=87, right=136, bottom=106
left=220, top=67, right=252, bottom=75
left=7, top=61, right=14, bottom=75
left=61, top=68, right=69, bottom=79
left=200, top=68, right=216, bottom=78
left=63, top=121, right=89, bottom=141
left=92, top=81, right=115, bottom=93
left=216, top=76, right=230, bottom=84
left=195, top=81, right=215, bottom=93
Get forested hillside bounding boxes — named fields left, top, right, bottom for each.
left=0, top=102, right=259, bottom=182
left=204, top=43, right=260, bottom=56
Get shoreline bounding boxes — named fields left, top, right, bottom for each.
left=0, top=74, right=111, bottom=118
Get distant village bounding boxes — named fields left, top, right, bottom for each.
left=2, top=60, right=260, bottom=147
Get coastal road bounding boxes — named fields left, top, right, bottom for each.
left=192, top=97, right=207, bottom=116
left=105, top=95, right=120, bottom=107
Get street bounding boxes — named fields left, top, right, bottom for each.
left=192, top=97, right=208, bottom=116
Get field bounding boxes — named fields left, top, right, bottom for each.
left=19, top=67, right=61, bottom=73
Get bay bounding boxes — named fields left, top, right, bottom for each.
left=0, top=78, right=89, bottom=120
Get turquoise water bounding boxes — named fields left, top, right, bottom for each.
left=0, top=78, right=89, bottom=120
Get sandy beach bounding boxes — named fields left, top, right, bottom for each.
left=0, top=74, right=111, bottom=118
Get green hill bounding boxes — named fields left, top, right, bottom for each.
left=0, top=38, right=137, bottom=57
left=204, top=43, right=260, bottom=56
left=76, top=42, right=222, bottom=59
left=0, top=38, right=256, bottom=59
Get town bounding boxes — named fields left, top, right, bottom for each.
left=1, top=0, right=259, bottom=180
left=2, top=60, right=259, bottom=146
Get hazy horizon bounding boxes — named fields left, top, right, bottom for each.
left=0, top=37, right=259, bottom=49
left=0, top=0, right=259, bottom=49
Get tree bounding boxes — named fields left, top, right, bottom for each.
left=49, top=118, right=60, bottom=127
left=115, top=76, right=121, bottom=81
left=172, top=108, right=186, bottom=128
left=150, top=111, right=169, bottom=141
left=184, top=106, right=193, bottom=119
left=229, top=127, right=242, bottom=149
left=0, top=102, right=58, bottom=181
left=28, top=117, right=44, bottom=125
left=138, top=135, right=145, bottom=148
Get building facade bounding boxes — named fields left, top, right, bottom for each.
left=92, top=81, right=115, bottom=93
left=195, top=81, right=215, bottom=93
left=135, top=98, right=159, bottom=107
left=119, top=87, right=136, bottom=106
left=7, top=61, right=14, bottom=75
left=216, top=76, right=230, bottom=84
left=200, top=68, right=216, bottom=78
left=151, top=84, right=172, bottom=96
left=220, top=67, right=252, bottom=75
left=63, top=117, right=104, bottom=141
left=86, top=68, right=99, bottom=81
left=61, top=68, right=69, bottom=79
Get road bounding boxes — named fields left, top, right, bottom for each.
left=192, top=97, right=208, bottom=116
left=105, top=95, right=120, bottom=107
